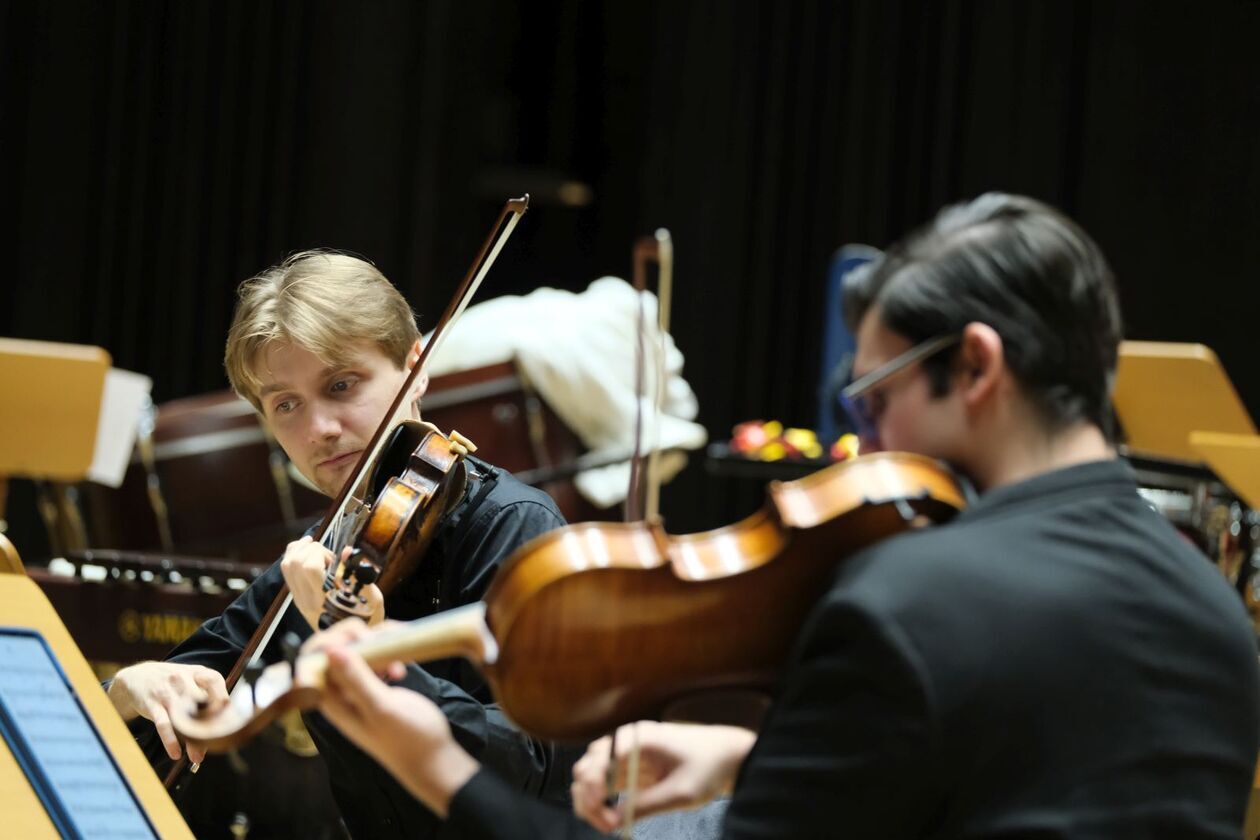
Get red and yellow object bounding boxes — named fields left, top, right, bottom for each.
left=730, top=421, right=857, bottom=463
left=831, top=433, right=860, bottom=462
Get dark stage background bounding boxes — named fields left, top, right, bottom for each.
left=2, top=0, right=1258, bottom=550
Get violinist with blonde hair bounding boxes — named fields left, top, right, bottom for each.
left=106, top=251, right=573, bottom=838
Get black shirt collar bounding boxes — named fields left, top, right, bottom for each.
left=956, top=457, right=1137, bottom=522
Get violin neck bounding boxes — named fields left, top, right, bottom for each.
left=308, top=603, right=498, bottom=683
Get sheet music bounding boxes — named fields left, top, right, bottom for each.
left=0, top=631, right=156, bottom=839
left=87, top=367, right=153, bottom=488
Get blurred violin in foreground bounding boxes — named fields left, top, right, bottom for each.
left=174, top=450, right=965, bottom=749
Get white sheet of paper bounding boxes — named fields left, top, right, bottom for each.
left=87, top=368, right=153, bottom=488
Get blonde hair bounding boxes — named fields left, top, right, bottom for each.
left=225, top=250, right=421, bottom=411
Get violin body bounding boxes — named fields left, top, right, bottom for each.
left=479, top=451, right=965, bottom=740
left=322, top=420, right=474, bottom=622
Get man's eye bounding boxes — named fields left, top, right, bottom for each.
left=331, top=378, right=357, bottom=394
left=275, top=400, right=295, bottom=414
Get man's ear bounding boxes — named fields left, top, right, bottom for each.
left=404, top=339, right=429, bottom=401
left=410, top=372, right=429, bottom=402
left=957, top=322, right=1003, bottom=408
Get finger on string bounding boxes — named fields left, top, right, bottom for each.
left=325, top=646, right=388, bottom=712
left=148, top=703, right=182, bottom=761
left=322, top=655, right=369, bottom=724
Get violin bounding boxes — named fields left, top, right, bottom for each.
left=173, top=450, right=966, bottom=750
left=319, top=420, right=478, bottom=625
left=162, top=196, right=530, bottom=789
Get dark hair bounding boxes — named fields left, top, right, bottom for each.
left=843, top=193, right=1122, bottom=434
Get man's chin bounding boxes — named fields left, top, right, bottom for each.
left=318, top=462, right=360, bottom=497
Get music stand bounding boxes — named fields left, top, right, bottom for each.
left=1188, top=432, right=1260, bottom=510
left=0, top=338, right=111, bottom=483
left=1113, top=341, right=1255, bottom=463
left=0, top=563, right=193, bottom=837
left=0, top=339, right=153, bottom=551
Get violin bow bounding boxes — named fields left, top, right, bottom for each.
left=163, top=195, right=529, bottom=790
left=642, top=230, right=673, bottom=521
left=612, top=229, right=674, bottom=836
left=624, top=229, right=674, bottom=522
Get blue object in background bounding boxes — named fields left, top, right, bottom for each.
left=817, top=244, right=882, bottom=443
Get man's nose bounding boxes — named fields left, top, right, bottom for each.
left=308, top=404, right=343, bottom=440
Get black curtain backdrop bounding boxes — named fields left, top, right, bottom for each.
left=2, top=1, right=1258, bottom=543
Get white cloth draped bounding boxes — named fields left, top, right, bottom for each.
left=426, top=277, right=707, bottom=508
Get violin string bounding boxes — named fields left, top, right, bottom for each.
left=645, top=229, right=672, bottom=522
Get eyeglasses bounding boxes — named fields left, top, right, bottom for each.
left=839, top=333, right=961, bottom=444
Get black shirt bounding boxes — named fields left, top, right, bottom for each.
left=133, top=458, right=571, bottom=839
left=445, top=459, right=1260, bottom=839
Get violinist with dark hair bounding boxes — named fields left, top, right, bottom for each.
left=105, top=250, right=573, bottom=838
left=306, top=194, right=1260, bottom=838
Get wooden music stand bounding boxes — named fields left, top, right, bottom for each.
left=0, top=338, right=109, bottom=545
left=1113, top=341, right=1255, bottom=463
left=0, top=543, right=192, bottom=837
left=0, top=338, right=153, bottom=552
left=0, top=338, right=111, bottom=483
left=1188, top=432, right=1260, bottom=510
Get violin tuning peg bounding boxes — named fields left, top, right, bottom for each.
left=351, top=559, right=380, bottom=596
left=449, top=430, right=478, bottom=455
left=341, top=548, right=363, bottom=581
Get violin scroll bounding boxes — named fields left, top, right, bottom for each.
left=172, top=604, right=498, bottom=752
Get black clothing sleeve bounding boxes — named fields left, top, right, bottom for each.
left=449, top=769, right=607, bottom=840
left=720, top=600, right=934, bottom=838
